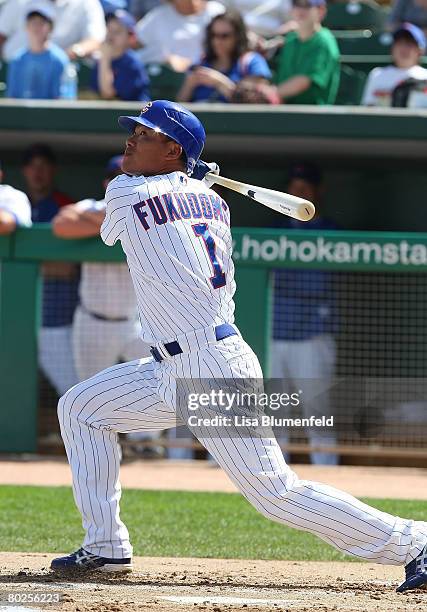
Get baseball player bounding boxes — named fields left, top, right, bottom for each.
left=0, top=161, right=32, bottom=233
left=271, top=161, right=338, bottom=465
left=52, top=100, right=427, bottom=593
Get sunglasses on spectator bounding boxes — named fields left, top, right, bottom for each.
left=211, top=31, right=234, bottom=39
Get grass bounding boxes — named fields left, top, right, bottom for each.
left=0, top=485, right=426, bottom=561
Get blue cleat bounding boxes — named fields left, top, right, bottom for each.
left=51, top=548, right=132, bottom=574
left=397, top=544, right=427, bottom=592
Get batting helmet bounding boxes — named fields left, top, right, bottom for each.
left=118, top=100, right=206, bottom=175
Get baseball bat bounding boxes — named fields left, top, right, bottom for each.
left=207, top=173, right=315, bottom=222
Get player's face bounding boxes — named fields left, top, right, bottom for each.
left=288, top=178, right=318, bottom=204
left=22, top=157, right=56, bottom=193
left=392, top=38, right=421, bottom=69
left=122, top=124, right=183, bottom=176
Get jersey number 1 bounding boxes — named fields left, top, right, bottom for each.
left=192, top=223, right=226, bottom=289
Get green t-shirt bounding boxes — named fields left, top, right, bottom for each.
left=275, top=28, right=340, bottom=105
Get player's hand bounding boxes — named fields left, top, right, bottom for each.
left=192, top=160, right=220, bottom=188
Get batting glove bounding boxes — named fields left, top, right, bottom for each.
left=192, top=160, right=220, bottom=188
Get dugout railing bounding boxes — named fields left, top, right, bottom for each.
left=1, top=225, right=427, bottom=462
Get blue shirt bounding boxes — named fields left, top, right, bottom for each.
left=6, top=44, right=69, bottom=99
left=30, top=191, right=80, bottom=328
left=191, top=52, right=272, bottom=103
left=273, top=216, right=339, bottom=341
left=91, top=50, right=150, bottom=101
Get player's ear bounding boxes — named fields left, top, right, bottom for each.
left=166, top=140, right=183, bottom=162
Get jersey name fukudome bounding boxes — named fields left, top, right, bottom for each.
left=100, top=171, right=236, bottom=343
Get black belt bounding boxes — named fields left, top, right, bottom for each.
left=80, top=304, right=130, bottom=322
left=150, top=324, right=237, bottom=362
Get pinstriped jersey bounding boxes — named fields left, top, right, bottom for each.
left=100, top=171, right=236, bottom=344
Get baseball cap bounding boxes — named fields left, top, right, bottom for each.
left=105, top=155, right=124, bottom=176
left=26, top=0, right=56, bottom=22
left=288, top=161, right=322, bottom=185
left=106, top=9, right=136, bottom=33
left=393, top=22, right=426, bottom=51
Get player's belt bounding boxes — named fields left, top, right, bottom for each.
left=150, top=324, right=238, bottom=363
left=80, top=304, right=131, bottom=322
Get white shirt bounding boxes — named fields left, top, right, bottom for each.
left=362, top=64, right=427, bottom=106
left=135, top=1, right=225, bottom=65
left=76, top=199, right=138, bottom=319
left=0, top=184, right=32, bottom=227
left=0, top=0, right=106, bottom=62
left=100, top=172, right=235, bottom=344
left=223, top=0, right=291, bottom=37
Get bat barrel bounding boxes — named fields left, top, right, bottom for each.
left=207, top=173, right=316, bottom=222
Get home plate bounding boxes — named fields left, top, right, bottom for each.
left=161, top=595, right=293, bottom=606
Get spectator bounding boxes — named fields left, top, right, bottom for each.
left=135, top=0, right=225, bottom=71
left=275, top=0, right=340, bottom=105
left=22, top=143, right=79, bottom=397
left=271, top=161, right=339, bottom=465
left=101, top=0, right=130, bottom=13
left=91, top=9, right=150, bottom=101
left=0, top=161, right=32, bottom=234
left=6, top=2, right=70, bottom=100
left=222, top=0, right=292, bottom=38
left=0, top=0, right=106, bottom=62
left=129, top=0, right=160, bottom=21
left=177, top=10, right=271, bottom=102
left=388, top=0, right=427, bottom=32
left=362, top=23, right=427, bottom=107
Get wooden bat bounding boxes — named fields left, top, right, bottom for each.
left=207, top=173, right=315, bottom=222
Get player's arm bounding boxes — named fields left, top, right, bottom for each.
left=52, top=204, right=105, bottom=239
left=0, top=209, right=17, bottom=235
left=0, top=190, right=32, bottom=234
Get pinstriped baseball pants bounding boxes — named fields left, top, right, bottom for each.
left=58, top=335, right=427, bottom=564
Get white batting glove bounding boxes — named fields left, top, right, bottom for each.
left=203, top=162, right=220, bottom=188
left=192, top=160, right=220, bottom=188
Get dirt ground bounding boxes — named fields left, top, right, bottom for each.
left=1, top=459, right=427, bottom=611
left=1, top=552, right=426, bottom=612
left=1, top=457, right=427, bottom=499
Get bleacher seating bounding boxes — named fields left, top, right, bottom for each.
left=337, top=30, right=393, bottom=54
left=336, top=64, right=367, bottom=104
left=324, top=1, right=388, bottom=31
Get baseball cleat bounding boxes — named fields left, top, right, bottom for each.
left=397, top=543, right=427, bottom=592
left=50, top=548, right=132, bottom=573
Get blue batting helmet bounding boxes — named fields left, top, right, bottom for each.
left=118, top=100, right=206, bottom=175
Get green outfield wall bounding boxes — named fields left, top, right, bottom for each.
left=1, top=226, right=427, bottom=453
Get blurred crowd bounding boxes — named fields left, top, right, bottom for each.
left=1, top=0, right=427, bottom=107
